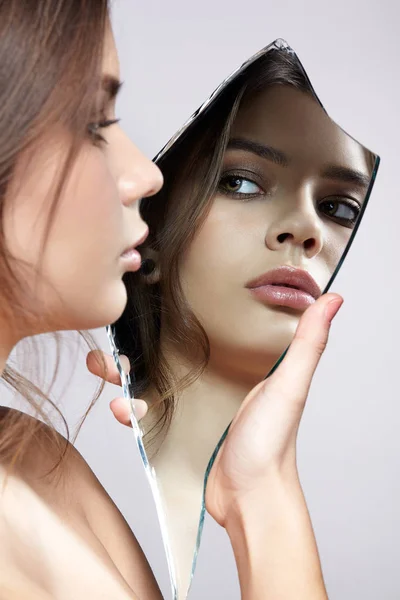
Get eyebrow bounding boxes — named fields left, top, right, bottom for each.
left=227, top=137, right=289, bottom=167
left=321, top=165, right=371, bottom=188
left=227, top=136, right=371, bottom=188
left=102, top=75, right=123, bottom=100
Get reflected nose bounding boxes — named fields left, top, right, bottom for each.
left=266, top=203, right=324, bottom=259
left=118, top=140, right=163, bottom=207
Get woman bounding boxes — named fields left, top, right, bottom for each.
left=0, top=2, right=339, bottom=599
left=0, top=2, right=162, bottom=598
left=89, top=47, right=375, bottom=595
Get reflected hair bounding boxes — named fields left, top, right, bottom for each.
left=0, top=1, right=110, bottom=471
left=116, top=49, right=318, bottom=449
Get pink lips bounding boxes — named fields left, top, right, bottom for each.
left=120, top=226, right=149, bottom=272
left=246, top=266, right=321, bottom=311
left=120, top=247, right=142, bottom=271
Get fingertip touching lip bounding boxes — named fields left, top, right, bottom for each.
left=246, top=265, right=321, bottom=300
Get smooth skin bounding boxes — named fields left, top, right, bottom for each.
left=88, top=292, right=342, bottom=599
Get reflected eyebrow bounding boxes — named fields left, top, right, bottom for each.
left=227, top=137, right=289, bottom=167
left=228, top=137, right=372, bottom=188
left=102, top=75, right=123, bottom=100
left=321, top=165, right=371, bottom=188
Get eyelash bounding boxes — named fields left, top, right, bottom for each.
left=87, top=118, right=120, bottom=145
left=317, top=197, right=361, bottom=229
left=218, top=171, right=266, bottom=199
left=218, top=172, right=362, bottom=228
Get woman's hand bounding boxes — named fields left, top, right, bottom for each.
left=205, top=292, right=343, bottom=526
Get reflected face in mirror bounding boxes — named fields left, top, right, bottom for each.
left=179, top=85, right=372, bottom=378
left=114, top=46, right=377, bottom=599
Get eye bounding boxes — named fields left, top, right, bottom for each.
left=218, top=174, right=263, bottom=198
left=318, top=197, right=361, bottom=228
left=87, top=118, right=120, bottom=146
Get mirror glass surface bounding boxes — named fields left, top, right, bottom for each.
left=107, top=39, right=379, bottom=599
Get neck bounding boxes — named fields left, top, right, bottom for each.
left=146, top=350, right=274, bottom=482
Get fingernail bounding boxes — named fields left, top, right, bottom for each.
left=325, top=296, right=344, bottom=323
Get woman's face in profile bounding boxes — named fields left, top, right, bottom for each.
left=3, top=24, right=163, bottom=335
left=178, top=85, right=371, bottom=378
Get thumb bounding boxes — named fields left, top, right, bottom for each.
left=268, top=293, right=343, bottom=405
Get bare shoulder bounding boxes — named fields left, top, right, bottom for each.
left=0, top=463, right=55, bottom=599
left=0, top=405, right=92, bottom=509
left=0, top=461, right=138, bottom=599
left=0, top=406, right=162, bottom=600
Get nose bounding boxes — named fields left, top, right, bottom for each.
left=116, top=135, right=163, bottom=207
left=265, top=200, right=324, bottom=259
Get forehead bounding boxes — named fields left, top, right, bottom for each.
left=102, top=22, right=120, bottom=78
left=231, top=85, right=371, bottom=175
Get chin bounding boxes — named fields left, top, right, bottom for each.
left=69, top=282, right=128, bottom=331
left=222, top=325, right=297, bottom=375
left=100, top=284, right=128, bottom=327
left=262, top=308, right=299, bottom=335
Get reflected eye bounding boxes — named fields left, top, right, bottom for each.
left=218, top=174, right=263, bottom=198
left=319, top=197, right=361, bottom=228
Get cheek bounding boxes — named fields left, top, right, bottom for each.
left=180, top=201, right=260, bottom=302
left=56, top=149, right=122, bottom=252
left=3, top=149, right=60, bottom=266
left=4, top=144, right=123, bottom=302
left=322, top=225, right=353, bottom=272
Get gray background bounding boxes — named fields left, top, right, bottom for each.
left=4, top=0, right=400, bottom=598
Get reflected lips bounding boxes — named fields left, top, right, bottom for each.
left=246, top=266, right=321, bottom=311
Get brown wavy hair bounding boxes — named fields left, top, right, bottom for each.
left=114, top=48, right=319, bottom=451
left=0, top=0, right=110, bottom=472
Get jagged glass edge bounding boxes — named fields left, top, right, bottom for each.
left=153, top=38, right=294, bottom=166
left=105, top=325, right=178, bottom=600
